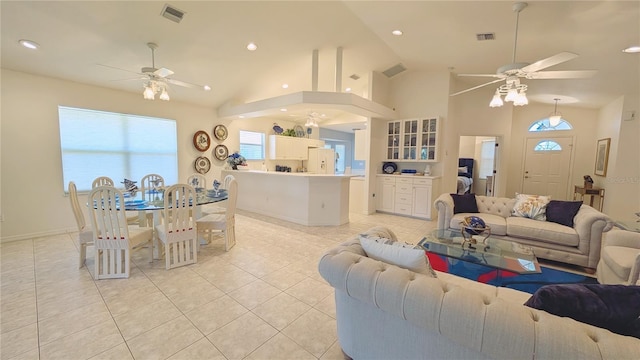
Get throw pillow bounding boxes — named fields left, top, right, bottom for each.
left=524, top=284, right=640, bottom=339
left=512, top=193, right=551, bottom=221
left=360, top=237, right=437, bottom=277
left=458, top=166, right=468, bottom=175
left=451, top=193, right=479, bottom=214
left=546, top=200, right=583, bottom=227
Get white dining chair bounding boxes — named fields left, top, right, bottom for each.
left=88, top=185, right=153, bottom=279
left=155, top=184, right=198, bottom=269
left=92, top=176, right=114, bottom=188
left=187, top=173, right=207, bottom=189
left=196, top=178, right=238, bottom=251
left=92, top=176, right=139, bottom=225
left=69, top=181, right=96, bottom=269
left=201, top=174, right=235, bottom=215
left=139, top=174, right=165, bottom=225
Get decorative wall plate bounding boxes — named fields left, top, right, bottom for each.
left=214, top=144, right=229, bottom=161
left=194, top=156, right=211, bottom=174
left=213, top=124, right=228, bottom=141
left=193, top=130, right=211, bottom=152
left=383, top=162, right=397, bottom=174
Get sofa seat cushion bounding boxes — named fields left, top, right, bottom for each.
left=451, top=213, right=507, bottom=236
left=507, top=217, right=579, bottom=246
left=601, top=245, right=640, bottom=280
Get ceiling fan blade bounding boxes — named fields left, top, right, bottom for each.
left=166, top=78, right=204, bottom=89
left=450, top=78, right=504, bottom=97
left=97, top=63, right=141, bottom=75
left=526, top=70, right=597, bottom=79
left=520, top=52, right=579, bottom=73
left=110, top=76, right=147, bottom=82
left=154, top=67, right=174, bottom=78
left=457, top=73, right=505, bottom=78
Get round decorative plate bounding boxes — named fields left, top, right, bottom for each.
left=214, top=144, right=229, bottom=161
left=194, top=156, right=211, bottom=174
left=213, top=124, right=228, bottom=141
left=383, top=162, right=397, bottom=174
left=293, top=125, right=305, bottom=137
left=193, top=130, right=211, bottom=152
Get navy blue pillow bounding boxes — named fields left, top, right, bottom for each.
left=546, top=200, right=582, bottom=227
left=451, top=193, right=478, bottom=214
left=524, top=284, right=640, bottom=339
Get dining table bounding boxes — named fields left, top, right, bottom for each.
left=123, top=188, right=228, bottom=258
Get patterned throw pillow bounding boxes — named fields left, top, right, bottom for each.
left=512, top=193, right=551, bottom=221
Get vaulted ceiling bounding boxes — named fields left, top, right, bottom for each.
left=2, top=1, right=638, bottom=119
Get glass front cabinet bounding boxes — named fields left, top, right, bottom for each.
left=386, top=117, right=439, bottom=161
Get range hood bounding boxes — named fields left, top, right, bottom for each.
left=217, top=90, right=396, bottom=120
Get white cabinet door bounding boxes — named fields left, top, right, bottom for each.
left=412, top=184, right=433, bottom=219
left=354, top=129, right=366, bottom=161
left=376, top=177, right=395, bottom=212
left=269, top=135, right=310, bottom=160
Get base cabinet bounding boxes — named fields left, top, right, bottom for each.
left=376, top=175, right=440, bottom=219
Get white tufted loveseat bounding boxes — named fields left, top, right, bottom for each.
left=318, top=236, right=640, bottom=359
left=435, top=193, right=613, bottom=270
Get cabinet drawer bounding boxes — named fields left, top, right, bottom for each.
left=395, top=204, right=412, bottom=215
left=395, top=193, right=412, bottom=205
left=396, top=178, right=412, bottom=185
left=379, top=176, right=396, bottom=184
left=396, top=183, right=412, bottom=193
left=413, top=178, right=432, bottom=186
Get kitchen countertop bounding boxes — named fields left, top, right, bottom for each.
left=233, top=170, right=357, bottom=177
left=377, top=174, right=441, bottom=179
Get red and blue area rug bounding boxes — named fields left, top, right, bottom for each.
left=427, top=253, right=599, bottom=294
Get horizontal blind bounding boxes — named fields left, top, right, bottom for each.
left=59, top=106, right=178, bottom=192
left=239, top=130, right=264, bottom=160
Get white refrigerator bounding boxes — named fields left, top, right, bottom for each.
left=308, top=148, right=335, bottom=174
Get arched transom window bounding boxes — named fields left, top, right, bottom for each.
left=528, top=118, right=573, bottom=132
left=534, top=140, right=562, bottom=151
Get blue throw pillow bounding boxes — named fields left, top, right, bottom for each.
left=546, top=200, right=582, bottom=227
left=451, top=193, right=478, bottom=214
left=524, top=284, right=640, bottom=338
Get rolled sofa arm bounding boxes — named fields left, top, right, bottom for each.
left=605, top=229, right=640, bottom=285
left=435, top=193, right=454, bottom=229
left=573, top=205, right=613, bottom=268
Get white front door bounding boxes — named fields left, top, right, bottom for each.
left=522, top=137, right=573, bottom=200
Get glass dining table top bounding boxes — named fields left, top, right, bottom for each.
left=121, top=188, right=227, bottom=211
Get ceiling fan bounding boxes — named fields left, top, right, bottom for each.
left=99, top=42, right=210, bottom=100
left=450, top=2, right=596, bottom=105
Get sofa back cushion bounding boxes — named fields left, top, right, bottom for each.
left=475, top=196, right=515, bottom=219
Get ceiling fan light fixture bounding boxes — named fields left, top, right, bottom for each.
left=143, top=83, right=155, bottom=100
left=504, top=87, right=519, bottom=102
left=513, top=90, right=528, bottom=106
left=489, top=90, right=504, bottom=107
left=159, top=86, right=170, bottom=101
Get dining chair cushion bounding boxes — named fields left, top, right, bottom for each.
left=196, top=213, right=226, bottom=228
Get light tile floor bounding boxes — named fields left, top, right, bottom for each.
left=1, top=210, right=437, bottom=360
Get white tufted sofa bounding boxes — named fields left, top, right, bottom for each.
left=318, top=236, right=640, bottom=360
left=435, top=193, right=613, bottom=269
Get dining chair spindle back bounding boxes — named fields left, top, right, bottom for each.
left=155, top=184, right=198, bottom=269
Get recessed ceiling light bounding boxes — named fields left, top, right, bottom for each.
left=345, top=87, right=352, bottom=92
left=282, top=84, right=289, bottom=89
left=622, top=46, right=640, bottom=53
left=19, top=39, right=39, bottom=50
left=280, top=108, right=287, bottom=112
left=203, top=85, right=211, bottom=91
left=392, top=30, right=403, bottom=36
left=247, top=42, right=257, bottom=51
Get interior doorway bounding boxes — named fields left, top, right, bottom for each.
left=458, top=136, right=498, bottom=196
left=521, top=137, right=573, bottom=200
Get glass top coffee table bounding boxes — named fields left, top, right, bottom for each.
left=418, top=229, right=541, bottom=274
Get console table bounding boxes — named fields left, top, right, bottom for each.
left=573, top=185, right=605, bottom=211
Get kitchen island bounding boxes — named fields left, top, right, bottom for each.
left=222, top=170, right=352, bottom=226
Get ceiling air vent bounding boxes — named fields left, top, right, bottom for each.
left=349, top=74, right=360, bottom=80
left=161, top=4, right=186, bottom=23
left=382, top=63, right=407, bottom=78
left=476, top=33, right=496, bottom=41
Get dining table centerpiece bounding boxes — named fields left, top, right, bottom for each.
left=227, top=152, right=247, bottom=170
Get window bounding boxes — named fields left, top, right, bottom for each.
left=239, top=130, right=264, bottom=160
left=58, top=106, right=178, bottom=192
left=534, top=140, right=562, bottom=151
left=478, top=140, right=495, bottom=179
left=528, top=118, right=573, bottom=132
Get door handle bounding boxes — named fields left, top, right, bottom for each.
left=524, top=176, right=529, bottom=179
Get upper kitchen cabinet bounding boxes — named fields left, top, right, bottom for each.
left=268, top=135, right=325, bottom=160
left=385, top=117, right=439, bottom=162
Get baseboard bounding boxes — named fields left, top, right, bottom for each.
left=0, top=227, right=74, bottom=244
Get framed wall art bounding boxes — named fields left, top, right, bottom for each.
left=594, top=138, right=610, bottom=176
